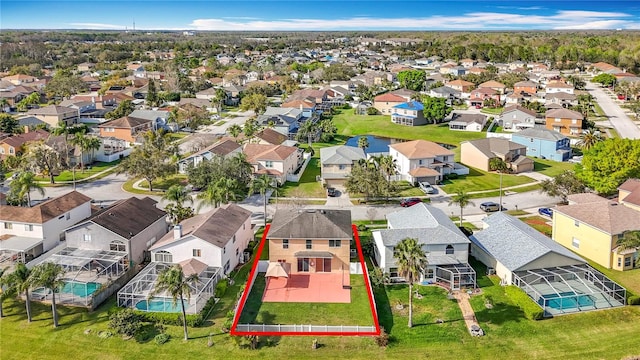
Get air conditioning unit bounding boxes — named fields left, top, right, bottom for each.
left=487, top=267, right=496, bottom=275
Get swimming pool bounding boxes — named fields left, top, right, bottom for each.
left=60, top=281, right=101, bottom=297
left=538, top=292, right=594, bottom=310
left=135, top=299, right=185, bottom=313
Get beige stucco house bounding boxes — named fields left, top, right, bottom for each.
left=460, top=138, right=534, bottom=173
left=319, top=145, right=366, bottom=187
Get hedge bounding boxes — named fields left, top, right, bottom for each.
left=504, top=286, right=545, bottom=320
left=135, top=310, right=204, bottom=327
left=628, top=295, right=640, bottom=305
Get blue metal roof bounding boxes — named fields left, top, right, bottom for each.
left=392, top=101, right=424, bottom=111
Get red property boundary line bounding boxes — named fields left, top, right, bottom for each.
left=230, top=223, right=381, bottom=337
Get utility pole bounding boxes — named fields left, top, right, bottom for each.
left=498, top=170, right=503, bottom=211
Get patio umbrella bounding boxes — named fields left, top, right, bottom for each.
left=265, top=262, right=289, bottom=278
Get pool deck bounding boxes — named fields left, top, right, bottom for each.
left=262, top=273, right=351, bottom=303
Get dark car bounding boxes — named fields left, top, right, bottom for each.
left=538, top=207, right=553, bottom=217
left=400, top=198, right=422, bottom=207
left=480, top=201, right=502, bottom=212
left=327, top=187, right=338, bottom=197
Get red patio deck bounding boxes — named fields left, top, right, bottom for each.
left=262, top=272, right=351, bottom=303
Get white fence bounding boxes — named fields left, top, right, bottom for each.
left=451, top=163, right=470, bottom=176
left=234, top=324, right=377, bottom=333
left=486, top=132, right=512, bottom=140
left=350, top=262, right=364, bottom=274
left=286, top=152, right=312, bottom=183
left=95, top=148, right=131, bottom=163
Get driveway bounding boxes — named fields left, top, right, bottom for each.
left=197, top=110, right=255, bottom=137
left=586, top=81, right=640, bottom=139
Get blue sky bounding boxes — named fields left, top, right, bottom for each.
left=2, top=1, right=640, bottom=30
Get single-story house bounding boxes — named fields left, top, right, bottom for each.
left=448, top=113, right=487, bottom=132
left=460, top=138, right=534, bottom=173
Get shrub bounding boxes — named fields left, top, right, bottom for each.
left=446, top=173, right=458, bottom=180
left=357, top=224, right=367, bottom=232
left=109, top=308, right=144, bottom=336
left=366, top=107, right=379, bottom=115
left=627, top=295, right=640, bottom=305
left=215, top=279, right=229, bottom=298
left=374, top=327, right=390, bottom=347
left=154, top=333, right=169, bottom=345
left=135, top=310, right=204, bottom=327
left=504, top=286, right=545, bottom=320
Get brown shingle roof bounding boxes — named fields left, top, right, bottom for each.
left=281, top=99, right=314, bottom=109
left=98, top=116, right=151, bottom=129
left=389, top=140, right=454, bottom=159
left=151, top=203, right=251, bottom=249
left=179, top=258, right=209, bottom=276
left=463, top=138, right=525, bottom=158
left=255, top=128, right=287, bottom=145
left=243, top=143, right=297, bottom=162
left=374, top=93, right=406, bottom=103
left=501, top=104, right=538, bottom=117
left=618, top=178, right=640, bottom=192
left=555, top=201, right=640, bottom=235
left=0, top=129, right=49, bottom=148
left=545, top=108, right=584, bottom=120
left=0, top=191, right=91, bottom=224
left=84, top=197, right=166, bottom=239
left=478, top=80, right=506, bottom=89
left=268, top=209, right=352, bottom=239
left=27, top=105, right=77, bottom=116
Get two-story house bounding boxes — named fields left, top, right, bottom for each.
left=27, top=105, right=79, bottom=127
left=499, top=105, right=539, bottom=132
left=478, top=80, right=506, bottom=94
left=373, top=93, right=407, bottom=115
left=256, top=107, right=303, bottom=138
left=280, top=99, right=316, bottom=118
left=545, top=108, right=584, bottom=136
left=0, top=129, right=49, bottom=158
left=552, top=193, right=640, bottom=271
left=243, top=143, right=301, bottom=185
left=372, top=203, right=475, bottom=289
left=511, top=128, right=571, bottom=162
left=178, top=139, right=242, bottom=174
left=64, top=197, right=167, bottom=267
left=446, top=79, right=475, bottom=94
left=618, top=178, right=640, bottom=212
left=545, top=81, right=574, bottom=95
left=513, top=81, right=538, bottom=95
left=268, top=209, right=352, bottom=276
left=0, top=191, right=92, bottom=264
left=460, top=138, right=534, bottom=173
left=319, top=145, right=366, bottom=187
left=391, top=101, right=427, bottom=126
left=389, top=140, right=455, bottom=184
left=469, top=88, right=501, bottom=108
left=98, top=116, right=153, bottom=144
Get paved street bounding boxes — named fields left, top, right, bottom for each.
left=586, top=81, right=640, bottom=139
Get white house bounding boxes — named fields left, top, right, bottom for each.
left=149, top=203, right=253, bottom=275
left=178, top=139, right=242, bottom=173
left=0, top=191, right=92, bottom=264
left=372, top=203, right=475, bottom=290
left=389, top=139, right=455, bottom=185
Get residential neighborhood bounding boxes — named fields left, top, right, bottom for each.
left=1, top=19, right=640, bottom=360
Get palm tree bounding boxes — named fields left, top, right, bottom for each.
left=617, top=230, right=640, bottom=254
left=249, top=174, right=276, bottom=228
left=10, top=171, right=45, bottom=207
left=393, top=237, right=427, bottom=328
left=6, top=263, right=33, bottom=322
left=84, top=136, right=102, bottom=167
left=51, top=122, right=72, bottom=166
left=228, top=124, right=242, bottom=141
left=357, top=136, right=369, bottom=152
left=212, top=88, right=227, bottom=116
left=163, top=184, right=193, bottom=207
left=196, top=183, right=224, bottom=211
left=151, top=265, right=200, bottom=340
left=448, top=190, right=475, bottom=227
left=0, top=267, right=12, bottom=318
left=576, top=129, right=603, bottom=151
left=215, top=177, right=240, bottom=204
left=297, top=119, right=317, bottom=148
left=30, top=262, right=66, bottom=327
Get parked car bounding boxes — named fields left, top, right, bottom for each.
left=327, top=187, right=338, bottom=197
left=480, top=202, right=502, bottom=212
left=538, top=207, right=553, bottom=217
left=400, top=198, right=422, bottom=207
left=418, top=181, right=436, bottom=194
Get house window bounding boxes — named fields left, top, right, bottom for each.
left=329, top=240, right=341, bottom=248
left=9, top=148, right=14, bottom=154
left=530, top=138, right=534, bottom=142
left=0, top=148, right=4, bottom=154
left=83, top=234, right=91, bottom=242
left=282, top=239, right=289, bottom=249
left=265, top=161, right=274, bottom=168
left=625, top=257, right=632, bottom=267
left=555, top=118, right=561, bottom=122
left=572, top=237, right=580, bottom=249
left=618, top=257, right=622, bottom=267
left=4, top=222, right=12, bottom=229
left=232, top=235, right=236, bottom=243
left=193, top=249, right=202, bottom=257
left=25, top=224, right=33, bottom=231
left=574, top=220, right=579, bottom=227
left=236, top=248, right=239, bottom=256
left=339, top=165, right=346, bottom=170
left=418, top=159, right=423, bottom=165
left=224, top=260, right=230, bottom=274
left=66, top=213, right=70, bottom=220
left=306, top=239, right=312, bottom=249
left=445, top=245, right=454, bottom=255
left=297, top=258, right=310, bottom=272
left=155, top=250, right=172, bottom=263
left=223, top=247, right=226, bottom=254
left=389, top=267, right=399, bottom=278
left=110, top=240, right=126, bottom=252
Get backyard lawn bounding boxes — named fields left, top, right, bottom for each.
left=34, top=160, right=120, bottom=183
left=238, top=274, right=375, bottom=326
left=532, top=158, right=576, bottom=177
left=520, top=215, right=553, bottom=237
left=278, top=157, right=326, bottom=198
left=440, top=167, right=534, bottom=194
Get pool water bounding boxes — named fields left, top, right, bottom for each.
left=135, top=299, right=185, bottom=313
left=60, top=281, right=101, bottom=297
left=538, top=292, right=594, bottom=310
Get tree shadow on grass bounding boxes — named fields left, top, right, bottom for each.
left=474, top=302, right=527, bottom=326
left=374, top=286, right=394, bottom=333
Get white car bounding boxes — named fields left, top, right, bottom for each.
left=418, top=181, right=436, bottom=194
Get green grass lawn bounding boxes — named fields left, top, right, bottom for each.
left=480, top=107, right=504, bottom=115
left=519, top=215, right=553, bottom=237
left=587, top=261, right=640, bottom=296
left=238, top=274, right=375, bottom=326
left=532, top=158, right=576, bottom=177
left=332, top=110, right=485, bottom=159
left=440, top=167, right=534, bottom=194
left=35, top=160, right=120, bottom=183
left=278, top=157, right=326, bottom=198
left=122, top=174, right=187, bottom=195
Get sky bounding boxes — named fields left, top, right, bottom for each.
left=2, top=1, right=640, bottom=31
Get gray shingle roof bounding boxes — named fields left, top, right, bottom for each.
left=320, top=145, right=365, bottom=165
left=469, top=212, right=584, bottom=272
left=88, top=197, right=166, bottom=239
left=386, top=202, right=466, bottom=236
left=462, top=138, right=525, bottom=158
left=514, top=128, right=566, bottom=141
left=268, top=209, right=352, bottom=239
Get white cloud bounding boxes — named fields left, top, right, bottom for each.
left=68, top=22, right=125, bottom=30
left=189, top=10, right=639, bottom=31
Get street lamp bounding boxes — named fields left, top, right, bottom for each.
left=498, top=170, right=503, bottom=212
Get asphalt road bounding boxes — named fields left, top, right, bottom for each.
left=586, top=81, right=640, bottom=139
